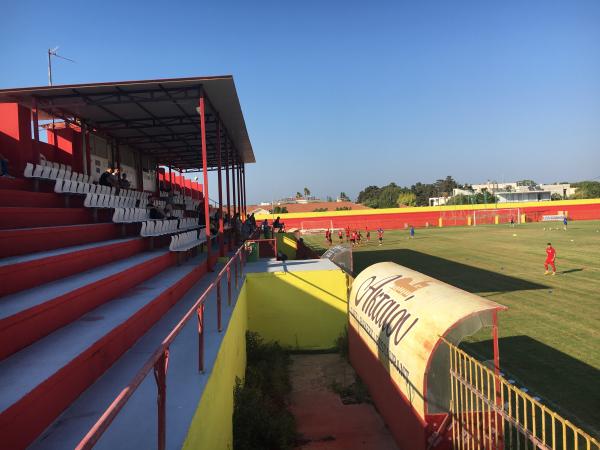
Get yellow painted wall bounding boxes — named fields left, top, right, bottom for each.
left=275, top=233, right=298, bottom=260
left=254, top=198, right=600, bottom=221
left=182, top=284, right=248, bottom=450
left=246, top=269, right=348, bottom=350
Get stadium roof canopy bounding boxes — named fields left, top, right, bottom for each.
left=0, top=75, right=254, bottom=171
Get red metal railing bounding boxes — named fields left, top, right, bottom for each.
left=76, top=240, right=249, bottom=450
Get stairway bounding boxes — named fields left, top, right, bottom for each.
left=0, top=177, right=224, bottom=449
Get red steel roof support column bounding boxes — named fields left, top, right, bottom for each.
left=224, top=137, right=231, bottom=250
left=32, top=97, right=40, bottom=164
left=231, top=151, right=237, bottom=220
left=217, top=119, right=224, bottom=257
left=236, top=160, right=242, bottom=220
left=242, top=163, right=247, bottom=217
left=225, top=134, right=231, bottom=222
left=199, top=92, right=212, bottom=270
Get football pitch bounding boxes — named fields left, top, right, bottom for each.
left=302, top=221, right=600, bottom=436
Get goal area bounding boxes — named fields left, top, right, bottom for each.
left=473, top=208, right=521, bottom=226
left=300, top=219, right=335, bottom=234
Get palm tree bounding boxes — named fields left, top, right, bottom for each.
left=296, top=192, right=302, bottom=198
left=304, top=187, right=311, bottom=197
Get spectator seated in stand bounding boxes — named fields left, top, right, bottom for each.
left=99, top=168, right=117, bottom=187
left=272, top=216, right=285, bottom=233
left=147, top=202, right=165, bottom=220
left=119, top=173, right=131, bottom=189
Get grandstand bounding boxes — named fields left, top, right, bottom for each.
left=0, top=76, right=253, bottom=448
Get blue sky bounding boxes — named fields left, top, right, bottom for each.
left=2, top=0, right=599, bottom=203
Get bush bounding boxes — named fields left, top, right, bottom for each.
left=233, top=332, right=297, bottom=450
left=334, top=326, right=349, bottom=361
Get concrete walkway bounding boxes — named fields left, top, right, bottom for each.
left=289, top=354, right=398, bottom=450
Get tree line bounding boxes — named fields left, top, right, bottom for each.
left=356, top=176, right=478, bottom=208
left=356, top=177, right=600, bottom=208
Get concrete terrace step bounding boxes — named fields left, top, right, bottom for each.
left=0, top=237, right=149, bottom=297
left=0, top=253, right=212, bottom=449
left=0, top=177, right=53, bottom=193
left=0, top=189, right=83, bottom=208
left=0, top=223, right=136, bottom=258
left=0, top=249, right=175, bottom=360
left=31, top=260, right=238, bottom=450
left=0, top=206, right=111, bottom=230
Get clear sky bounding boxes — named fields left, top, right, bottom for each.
left=2, top=0, right=599, bottom=204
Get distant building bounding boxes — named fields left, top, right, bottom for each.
left=496, top=190, right=551, bottom=203
left=428, top=197, right=450, bottom=206
left=248, top=207, right=270, bottom=215
left=539, top=183, right=576, bottom=198
left=455, top=181, right=575, bottom=201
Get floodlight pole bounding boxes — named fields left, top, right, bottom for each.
left=199, top=91, right=212, bottom=270
left=217, top=119, right=224, bottom=257
left=48, top=49, right=53, bottom=86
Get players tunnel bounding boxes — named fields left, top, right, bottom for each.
left=348, top=262, right=507, bottom=450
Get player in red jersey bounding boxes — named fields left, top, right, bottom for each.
left=345, top=226, right=350, bottom=242
left=350, top=231, right=356, bottom=246
left=377, top=227, right=384, bottom=245
left=338, top=229, right=343, bottom=243
left=365, top=227, right=371, bottom=242
left=544, top=242, right=557, bottom=275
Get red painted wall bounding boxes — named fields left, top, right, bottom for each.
left=349, top=325, right=428, bottom=450
left=0, top=103, right=33, bottom=176
left=273, top=203, right=600, bottom=231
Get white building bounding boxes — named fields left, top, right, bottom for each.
left=539, top=184, right=576, bottom=198
left=429, top=196, right=450, bottom=206
left=496, top=190, right=552, bottom=203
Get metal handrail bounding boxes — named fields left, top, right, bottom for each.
left=76, top=241, right=248, bottom=450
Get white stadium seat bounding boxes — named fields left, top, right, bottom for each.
left=169, top=229, right=207, bottom=252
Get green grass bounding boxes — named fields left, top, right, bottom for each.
left=303, top=221, right=600, bottom=436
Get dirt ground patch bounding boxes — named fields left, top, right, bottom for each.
left=289, top=353, right=398, bottom=450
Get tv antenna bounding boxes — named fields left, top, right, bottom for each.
left=47, top=47, right=75, bottom=86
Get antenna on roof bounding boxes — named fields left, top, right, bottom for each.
left=48, top=46, right=75, bottom=86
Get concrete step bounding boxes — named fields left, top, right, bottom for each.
left=0, top=237, right=150, bottom=297
left=0, top=252, right=213, bottom=449
left=0, top=223, right=138, bottom=258
left=0, top=249, right=175, bottom=359
left=0, top=206, right=112, bottom=230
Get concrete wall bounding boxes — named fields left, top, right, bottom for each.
left=245, top=268, right=348, bottom=350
